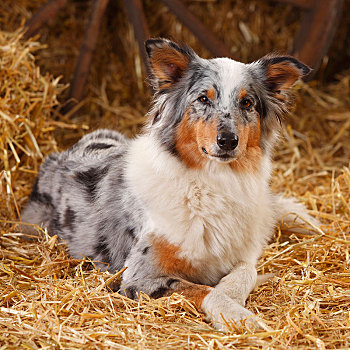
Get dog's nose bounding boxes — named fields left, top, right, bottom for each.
left=217, top=132, right=239, bottom=151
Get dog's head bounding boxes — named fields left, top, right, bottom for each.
left=145, top=38, right=310, bottom=171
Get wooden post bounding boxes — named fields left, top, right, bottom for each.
left=122, top=0, right=151, bottom=76
left=159, top=0, right=232, bottom=58
left=68, top=0, right=110, bottom=106
left=24, top=0, right=68, bottom=39
left=292, top=0, right=344, bottom=78
left=274, top=0, right=315, bottom=9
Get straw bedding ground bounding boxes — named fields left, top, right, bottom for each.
left=1, top=1, right=350, bottom=349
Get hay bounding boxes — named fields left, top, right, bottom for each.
left=1, top=1, right=350, bottom=348
left=0, top=29, right=61, bottom=220
left=0, top=29, right=88, bottom=222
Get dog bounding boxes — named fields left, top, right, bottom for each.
left=22, top=38, right=316, bottom=331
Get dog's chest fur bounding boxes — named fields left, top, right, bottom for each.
left=126, top=135, right=276, bottom=284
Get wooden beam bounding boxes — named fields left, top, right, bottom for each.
left=273, top=0, right=316, bottom=9
left=122, top=0, right=151, bottom=75
left=68, top=0, right=110, bottom=105
left=292, top=0, right=344, bottom=78
left=24, top=0, right=68, bottom=39
left=159, top=0, right=232, bottom=58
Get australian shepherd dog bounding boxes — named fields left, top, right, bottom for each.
left=22, top=38, right=317, bottom=330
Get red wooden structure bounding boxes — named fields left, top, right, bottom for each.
left=24, top=0, right=344, bottom=109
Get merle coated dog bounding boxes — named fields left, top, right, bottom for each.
left=22, top=38, right=316, bottom=330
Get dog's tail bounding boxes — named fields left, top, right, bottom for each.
left=273, top=195, right=320, bottom=234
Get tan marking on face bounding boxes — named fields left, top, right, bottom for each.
left=196, top=118, right=218, bottom=155
left=152, top=237, right=198, bottom=280
left=247, top=116, right=261, bottom=148
left=230, top=117, right=262, bottom=173
left=238, top=89, right=248, bottom=99
left=175, top=112, right=218, bottom=169
left=152, top=47, right=189, bottom=88
left=206, top=88, right=216, bottom=100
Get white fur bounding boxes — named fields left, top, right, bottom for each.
left=126, top=134, right=277, bottom=285
left=210, top=58, right=247, bottom=109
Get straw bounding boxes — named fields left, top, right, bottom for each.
left=1, top=1, right=350, bottom=347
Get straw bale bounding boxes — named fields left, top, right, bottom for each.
left=0, top=29, right=66, bottom=222
left=1, top=1, right=350, bottom=349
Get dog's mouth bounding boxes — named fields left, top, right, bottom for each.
left=212, top=153, right=235, bottom=163
left=201, top=147, right=236, bottom=163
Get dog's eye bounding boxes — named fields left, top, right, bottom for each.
left=198, top=95, right=209, bottom=104
left=240, top=98, right=253, bottom=109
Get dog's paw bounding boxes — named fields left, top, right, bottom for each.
left=201, top=289, right=266, bottom=332
left=210, top=307, right=264, bottom=332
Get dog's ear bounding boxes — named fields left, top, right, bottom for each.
left=145, top=38, right=195, bottom=90
left=258, top=54, right=311, bottom=93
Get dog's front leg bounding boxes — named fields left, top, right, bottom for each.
left=122, top=271, right=261, bottom=332
left=216, top=264, right=274, bottom=306
left=201, top=262, right=266, bottom=331
left=120, top=236, right=263, bottom=331
left=214, top=262, right=257, bottom=306
left=120, top=235, right=213, bottom=305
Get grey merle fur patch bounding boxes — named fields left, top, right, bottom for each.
left=75, top=165, right=110, bottom=201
